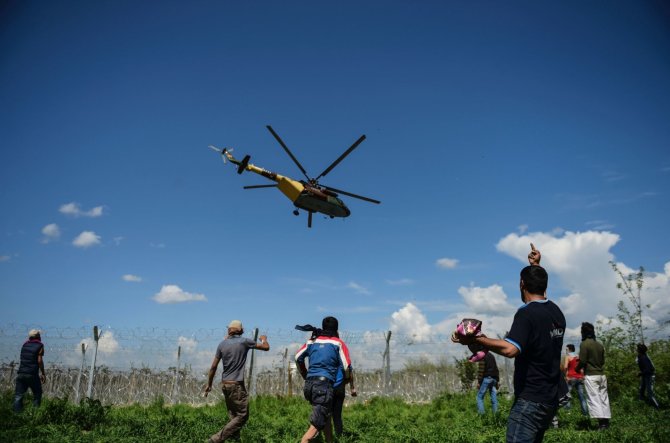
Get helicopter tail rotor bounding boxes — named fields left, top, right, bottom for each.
left=208, top=145, right=234, bottom=164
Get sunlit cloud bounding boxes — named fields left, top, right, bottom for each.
left=41, top=223, right=60, bottom=243
left=436, top=257, right=459, bottom=269
left=390, top=302, right=432, bottom=343
left=348, top=281, right=371, bottom=295
left=72, top=231, right=101, bottom=248
left=152, top=285, right=207, bottom=304
left=59, top=202, right=104, bottom=218
left=177, top=336, right=198, bottom=353
left=79, top=330, right=120, bottom=354
left=458, top=284, right=516, bottom=315
left=122, top=274, right=142, bottom=282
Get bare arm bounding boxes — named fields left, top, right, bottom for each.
left=476, top=336, right=520, bottom=359
left=528, top=243, right=541, bottom=266
left=38, top=347, right=46, bottom=383
left=255, top=335, right=270, bottom=351
left=348, top=368, right=357, bottom=397
left=204, top=355, right=221, bottom=397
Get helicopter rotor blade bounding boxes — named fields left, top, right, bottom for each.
left=308, top=211, right=313, bottom=228
left=315, top=135, right=366, bottom=181
left=208, top=145, right=222, bottom=153
left=266, top=125, right=310, bottom=181
left=323, top=185, right=380, bottom=204
left=243, top=184, right=278, bottom=190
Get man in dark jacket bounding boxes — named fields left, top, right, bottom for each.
left=14, top=329, right=46, bottom=412
left=476, top=352, right=499, bottom=414
left=636, top=343, right=659, bottom=409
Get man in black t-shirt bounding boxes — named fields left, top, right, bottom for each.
left=453, top=244, right=566, bottom=442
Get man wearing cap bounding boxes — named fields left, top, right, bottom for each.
left=295, top=316, right=352, bottom=443
left=204, top=320, right=270, bottom=443
left=14, top=329, right=46, bottom=412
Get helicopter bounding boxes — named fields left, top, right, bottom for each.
left=209, top=125, right=380, bottom=228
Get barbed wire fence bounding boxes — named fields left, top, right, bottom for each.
left=2, top=324, right=577, bottom=406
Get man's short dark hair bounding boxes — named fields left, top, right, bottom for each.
left=322, top=316, right=338, bottom=332
left=637, top=343, right=648, bottom=354
left=520, top=265, right=548, bottom=295
left=567, top=344, right=575, bottom=352
left=581, top=322, right=595, bottom=336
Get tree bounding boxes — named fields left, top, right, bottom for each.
left=609, top=261, right=646, bottom=347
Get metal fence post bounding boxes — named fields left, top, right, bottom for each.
left=247, top=328, right=259, bottom=396
left=74, top=343, right=86, bottom=403
left=172, top=345, right=181, bottom=403
left=383, top=330, right=392, bottom=395
left=282, top=348, right=288, bottom=396
left=86, top=326, right=100, bottom=399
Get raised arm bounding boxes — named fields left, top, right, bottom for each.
left=256, top=335, right=270, bottom=351
left=528, top=243, right=541, bottom=266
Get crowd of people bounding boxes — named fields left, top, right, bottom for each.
left=12, top=245, right=661, bottom=443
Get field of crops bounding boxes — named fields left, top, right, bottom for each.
left=1, top=390, right=667, bottom=443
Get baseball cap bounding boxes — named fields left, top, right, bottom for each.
left=28, top=329, right=41, bottom=338
left=228, top=320, right=243, bottom=329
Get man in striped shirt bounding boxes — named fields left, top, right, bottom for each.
left=295, top=316, right=352, bottom=443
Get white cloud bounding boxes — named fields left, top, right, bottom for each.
left=41, top=223, right=60, bottom=243
left=177, top=336, right=198, bottom=354
left=113, top=237, right=124, bottom=246
left=347, top=281, right=371, bottom=295
left=59, top=202, right=104, bottom=218
left=152, top=285, right=207, bottom=304
left=458, top=284, right=516, bottom=315
left=495, top=230, right=669, bottom=334
left=389, top=302, right=432, bottom=343
left=385, top=229, right=670, bottom=363
left=436, top=258, right=459, bottom=269
left=79, top=330, right=120, bottom=354
left=122, top=274, right=142, bottom=282
left=72, top=231, right=101, bottom=248
left=0, top=255, right=10, bottom=262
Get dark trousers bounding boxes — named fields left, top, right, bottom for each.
left=210, top=383, right=249, bottom=442
left=639, top=375, right=659, bottom=408
left=13, top=374, right=42, bottom=412
left=332, top=384, right=346, bottom=435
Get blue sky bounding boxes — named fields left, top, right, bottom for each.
left=2, top=1, right=669, bottom=353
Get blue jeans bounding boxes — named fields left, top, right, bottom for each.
left=507, top=398, right=556, bottom=443
left=477, top=376, right=498, bottom=414
left=565, top=378, right=588, bottom=415
left=13, top=374, right=42, bottom=412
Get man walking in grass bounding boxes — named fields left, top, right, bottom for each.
left=204, top=320, right=270, bottom=442
left=13, top=329, right=46, bottom=412
left=453, top=244, right=566, bottom=442
left=295, top=316, right=352, bottom=443
left=577, top=322, right=611, bottom=430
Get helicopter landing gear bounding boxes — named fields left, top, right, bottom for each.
left=293, top=209, right=299, bottom=216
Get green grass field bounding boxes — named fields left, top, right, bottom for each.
left=2, top=391, right=667, bottom=442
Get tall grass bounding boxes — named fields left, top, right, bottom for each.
left=1, top=390, right=668, bottom=442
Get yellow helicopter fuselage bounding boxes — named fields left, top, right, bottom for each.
left=245, top=163, right=351, bottom=218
